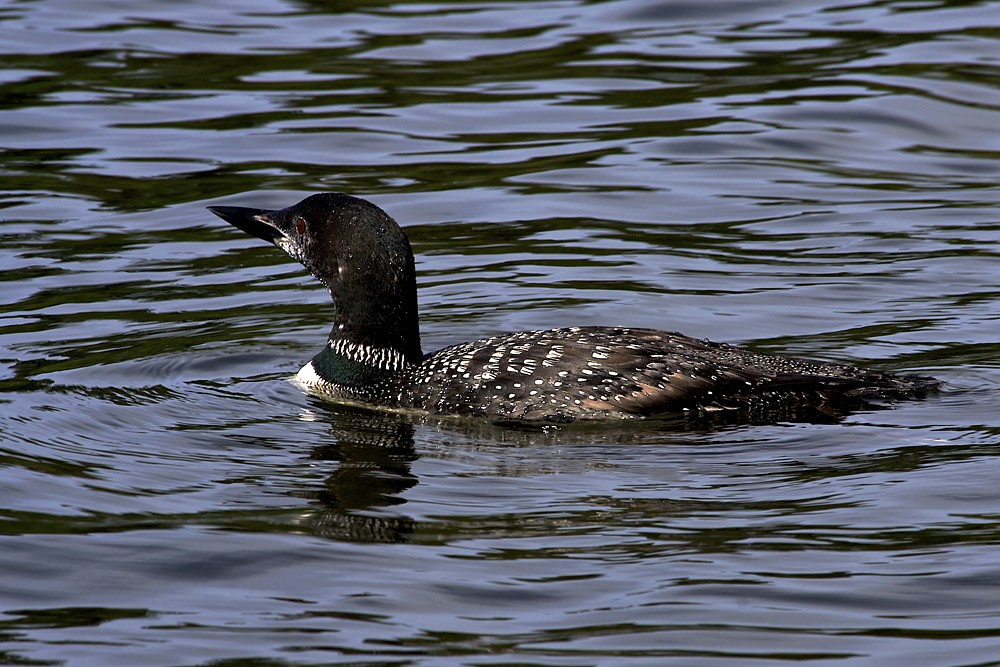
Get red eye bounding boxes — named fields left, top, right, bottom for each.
left=295, top=217, right=306, bottom=234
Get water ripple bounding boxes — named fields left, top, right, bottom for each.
left=1, top=0, right=999, bottom=664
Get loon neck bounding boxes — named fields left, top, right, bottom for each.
left=312, top=204, right=424, bottom=369
left=311, top=336, right=412, bottom=388
left=323, top=279, right=424, bottom=371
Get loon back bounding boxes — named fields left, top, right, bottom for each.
left=209, top=193, right=938, bottom=422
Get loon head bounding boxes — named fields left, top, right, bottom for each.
left=209, top=193, right=423, bottom=366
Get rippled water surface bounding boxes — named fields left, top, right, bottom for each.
left=2, top=0, right=1000, bottom=664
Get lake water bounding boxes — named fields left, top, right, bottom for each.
left=2, top=0, right=1000, bottom=665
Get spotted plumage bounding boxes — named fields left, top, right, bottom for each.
left=209, top=193, right=938, bottom=422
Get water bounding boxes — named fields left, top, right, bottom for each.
left=2, top=0, right=999, bottom=664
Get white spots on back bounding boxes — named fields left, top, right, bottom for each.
left=305, top=324, right=877, bottom=421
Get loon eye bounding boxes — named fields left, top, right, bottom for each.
left=295, top=217, right=307, bottom=234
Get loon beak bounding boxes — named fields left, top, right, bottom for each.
left=208, top=205, right=285, bottom=246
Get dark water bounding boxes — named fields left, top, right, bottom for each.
left=2, top=0, right=1000, bottom=664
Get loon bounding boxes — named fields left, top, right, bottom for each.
left=209, top=193, right=937, bottom=422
